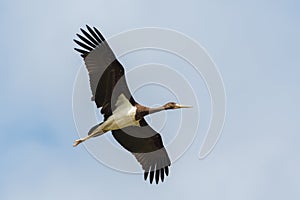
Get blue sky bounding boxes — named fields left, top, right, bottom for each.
left=1, top=0, right=299, bottom=199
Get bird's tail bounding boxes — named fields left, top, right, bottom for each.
left=88, top=122, right=104, bottom=137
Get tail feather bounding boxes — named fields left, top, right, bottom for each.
left=88, top=122, right=103, bottom=137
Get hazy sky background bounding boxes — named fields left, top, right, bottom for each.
left=1, top=0, right=299, bottom=199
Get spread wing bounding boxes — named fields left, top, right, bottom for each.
left=74, top=25, right=136, bottom=119
left=112, top=119, right=171, bottom=184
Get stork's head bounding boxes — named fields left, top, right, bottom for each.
left=163, top=102, right=192, bottom=110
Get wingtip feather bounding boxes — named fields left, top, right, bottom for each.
left=149, top=171, right=154, bottom=184
left=144, top=171, right=149, bottom=180
left=165, top=166, right=169, bottom=176
left=160, top=168, right=165, bottom=182
left=155, top=169, right=160, bottom=184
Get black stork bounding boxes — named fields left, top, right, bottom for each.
left=73, top=25, right=192, bottom=184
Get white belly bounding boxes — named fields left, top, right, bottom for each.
left=92, top=94, right=140, bottom=135
left=103, top=106, right=140, bottom=131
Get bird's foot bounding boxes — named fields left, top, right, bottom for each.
left=73, top=139, right=84, bottom=147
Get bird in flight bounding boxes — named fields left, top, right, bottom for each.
left=73, top=25, right=192, bottom=184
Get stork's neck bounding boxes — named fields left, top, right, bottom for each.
left=135, top=104, right=165, bottom=120
left=148, top=106, right=165, bottom=114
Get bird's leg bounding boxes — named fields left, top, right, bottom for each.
left=73, top=130, right=104, bottom=147
left=73, top=120, right=109, bottom=147
left=73, top=138, right=85, bottom=147
left=73, top=134, right=94, bottom=147
left=73, top=135, right=90, bottom=147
